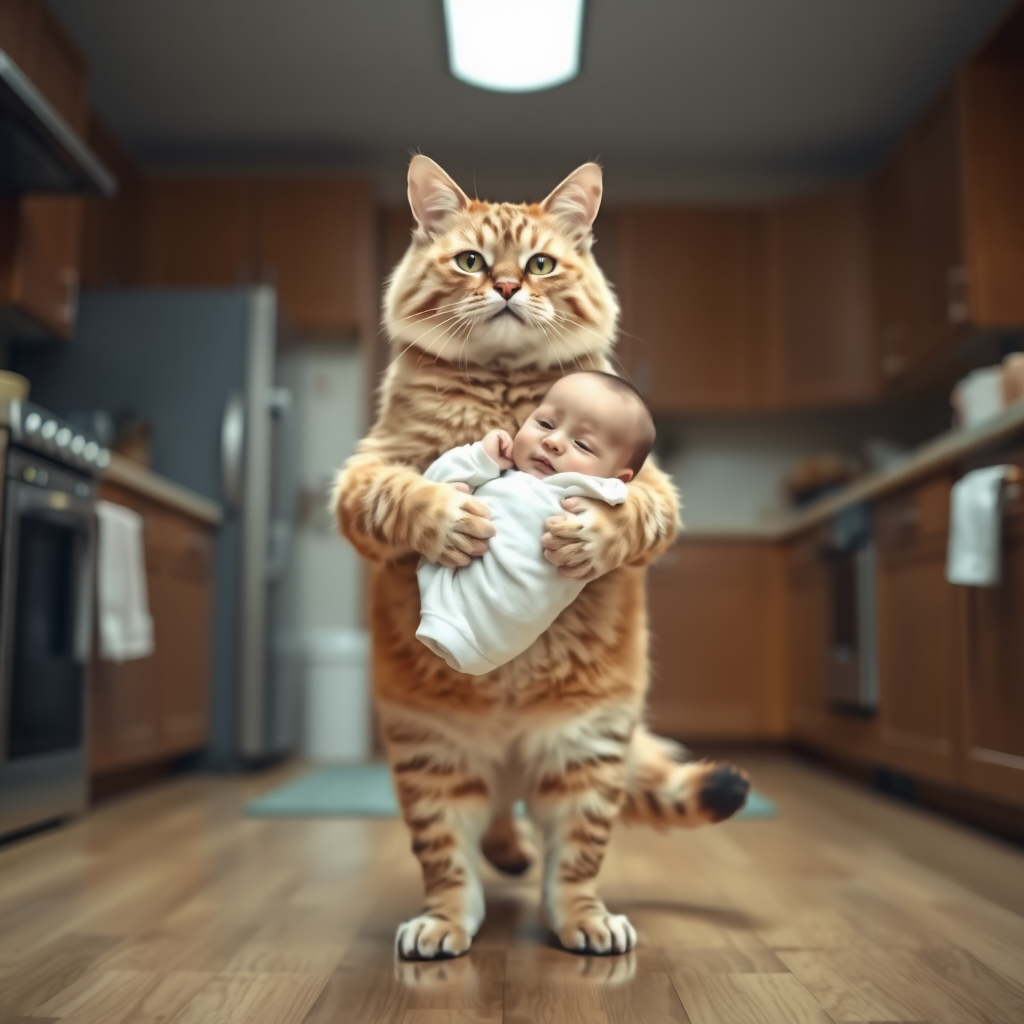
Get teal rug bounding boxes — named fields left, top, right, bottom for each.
left=244, top=764, right=777, bottom=820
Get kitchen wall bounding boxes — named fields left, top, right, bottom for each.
left=660, top=395, right=953, bottom=531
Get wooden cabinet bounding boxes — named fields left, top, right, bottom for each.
left=0, top=0, right=87, bottom=339
left=90, top=481, right=214, bottom=775
left=763, top=187, right=876, bottom=408
left=617, top=209, right=760, bottom=413
left=646, top=541, right=785, bottom=740
left=139, top=176, right=375, bottom=336
left=140, top=178, right=258, bottom=289
left=870, top=27, right=1024, bottom=386
left=258, top=178, right=375, bottom=336
left=784, top=530, right=829, bottom=739
left=875, top=477, right=961, bottom=784
left=961, top=462, right=1024, bottom=808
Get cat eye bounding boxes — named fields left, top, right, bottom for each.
left=526, top=253, right=557, bottom=276
left=455, top=251, right=487, bottom=273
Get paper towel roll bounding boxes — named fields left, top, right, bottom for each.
left=946, top=465, right=1010, bottom=586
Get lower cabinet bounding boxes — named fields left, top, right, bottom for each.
left=787, top=465, right=1024, bottom=811
left=90, top=481, right=214, bottom=775
left=961, top=475, right=1024, bottom=808
left=646, top=541, right=786, bottom=741
left=874, top=477, right=961, bottom=784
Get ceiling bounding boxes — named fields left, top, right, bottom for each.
left=50, top=0, right=1016, bottom=205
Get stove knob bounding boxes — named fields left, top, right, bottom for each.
left=70, top=435, right=86, bottom=456
left=56, top=426, right=72, bottom=448
left=83, top=441, right=98, bottom=463
left=41, top=419, right=58, bottom=441
left=95, top=448, right=111, bottom=470
left=24, top=411, right=42, bottom=434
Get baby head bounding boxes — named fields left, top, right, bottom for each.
left=513, top=371, right=655, bottom=482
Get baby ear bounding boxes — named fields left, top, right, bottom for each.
left=408, top=155, right=470, bottom=238
left=542, top=162, right=603, bottom=247
left=617, top=468, right=634, bottom=483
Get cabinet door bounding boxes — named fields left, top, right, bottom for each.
left=765, top=187, right=876, bottom=407
left=144, top=513, right=214, bottom=756
left=962, top=479, right=1024, bottom=807
left=785, top=533, right=829, bottom=738
left=89, top=637, right=160, bottom=774
left=871, top=145, right=918, bottom=384
left=619, top=208, right=758, bottom=413
left=0, top=0, right=85, bottom=339
left=909, top=87, right=967, bottom=357
left=647, top=543, right=784, bottom=740
left=257, top=178, right=375, bottom=335
left=876, top=481, right=960, bottom=784
left=141, top=178, right=257, bottom=287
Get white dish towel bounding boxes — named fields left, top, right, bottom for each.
left=95, top=500, right=154, bottom=661
left=946, top=465, right=1011, bottom=587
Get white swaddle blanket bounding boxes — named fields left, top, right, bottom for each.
left=95, top=500, right=154, bottom=661
left=946, top=465, right=1011, bottom=587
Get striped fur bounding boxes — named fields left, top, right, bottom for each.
left=333, top=158, right=749, bottom=959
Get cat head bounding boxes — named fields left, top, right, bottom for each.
left=384, top=156, right=619, bottom=370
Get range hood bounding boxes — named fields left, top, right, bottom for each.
left=0, top=48, right=116, bottom=196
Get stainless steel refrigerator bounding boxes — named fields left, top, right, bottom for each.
left=14, top=287, right=296, bottom=768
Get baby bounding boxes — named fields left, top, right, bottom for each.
left=416, top=370, right=656, bottom=675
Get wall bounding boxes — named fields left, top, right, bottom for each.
left=661, top=396, right=953, bottom=531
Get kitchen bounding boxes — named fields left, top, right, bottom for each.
left=1, top=1, right=1023, bottom=1021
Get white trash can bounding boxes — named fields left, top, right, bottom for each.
left=303, top=628, right=371, bottom=762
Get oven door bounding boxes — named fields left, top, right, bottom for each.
left=0, top=477, right=94, bottom=834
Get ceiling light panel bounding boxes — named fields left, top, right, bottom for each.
left=444, top=0, right=584, bottom=93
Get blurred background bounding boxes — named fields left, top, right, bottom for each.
left=1, top=0, right=1022, bottom=837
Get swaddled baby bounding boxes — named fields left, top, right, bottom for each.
left=416, top=370, right=656, bottom=675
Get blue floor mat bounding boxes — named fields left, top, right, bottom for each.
left=245, top=763, right=778, bottom=820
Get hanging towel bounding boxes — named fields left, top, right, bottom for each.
left=95, top=500, right=154, bottom=661
left=946, top=465, right=1010, bottom=587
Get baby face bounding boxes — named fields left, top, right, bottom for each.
left=512, top=374, right=642, bottom=482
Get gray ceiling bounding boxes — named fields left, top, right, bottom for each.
left=50, top=0, right=1016, bottom=205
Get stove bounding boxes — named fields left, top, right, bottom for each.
left=0, top=398, right=109, bottom=838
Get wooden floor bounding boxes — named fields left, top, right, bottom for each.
left=2, top=752, right=1024, bottom=1024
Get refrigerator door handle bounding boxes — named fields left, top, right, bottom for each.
left=221, top=393, right=246, bottom=515
left=266, top=386, right=294, bottom=584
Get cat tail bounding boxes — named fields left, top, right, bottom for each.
left=619, top=726, right=750, bottom=829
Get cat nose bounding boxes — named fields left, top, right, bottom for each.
left=494, top=281, right=520, bottom=301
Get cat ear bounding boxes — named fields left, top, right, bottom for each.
left=407, top=155, right=470, bottom=237
left=542, top=163, right=603, bottom=243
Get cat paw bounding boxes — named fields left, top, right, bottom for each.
left=698, top=763, right=750, bottom=822
left=420, top=484, right=495, bottom=568
left=481, top=818, right=537, bottom=876
left=557, top=913, right=637, bottom=955
left=396, top=914, right=472, bottom=960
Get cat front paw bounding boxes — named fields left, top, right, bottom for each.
left=542, top=498, right=624, bottom=580
left=556, top=912, right=637, bottom=955
left=418, top=483, right=495, bottom=568
left=396, top=914, right=473, bottom=960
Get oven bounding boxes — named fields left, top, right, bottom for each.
left=0, top=402, right=105, bottom=838
left=822, top=502, right=879, bottom=713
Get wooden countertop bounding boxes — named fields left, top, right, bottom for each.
left=102, top=454, right=223, bottom=525
left=679, top=401, right=1024, bottom=543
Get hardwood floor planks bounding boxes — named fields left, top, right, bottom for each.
left=1, top=752, right=1023, bottom=1024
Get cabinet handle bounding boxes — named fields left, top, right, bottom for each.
left=57, top=267, right=79, bottom=327
left=946, top=265, right=969, bottom=325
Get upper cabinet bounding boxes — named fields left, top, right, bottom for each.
left=762, top=187, right=876, bottom=408
left=870, top=22, right=1024, bottom=387
left=0, top=0, right=88, bottom=340
left=617, top=208, right=761, bottom=413
left=257, top=178, right=375, bottom=337
left=138, top=176, right=375, bottom=337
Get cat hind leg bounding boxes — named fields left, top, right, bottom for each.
left=480, top=806, right=537, bottom=876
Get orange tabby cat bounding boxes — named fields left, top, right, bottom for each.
left=333, top=156, right=749, bottom=960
